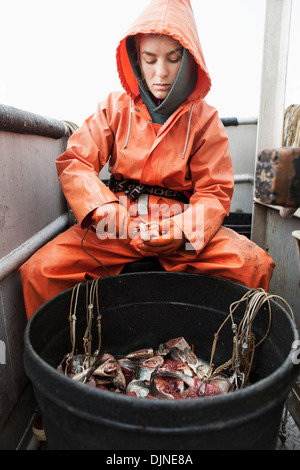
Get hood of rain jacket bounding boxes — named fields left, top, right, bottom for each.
left=116, top=0, right=211, bottom=105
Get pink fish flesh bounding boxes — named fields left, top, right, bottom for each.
left=58, top=337, right=232, bottom=399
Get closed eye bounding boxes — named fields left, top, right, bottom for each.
left=141, top=48, right=183, bottom=65
left=168, top=56, right=181, bottom=63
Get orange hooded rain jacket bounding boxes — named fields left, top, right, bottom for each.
left=19, top=0, right=275, bottom=319
left=56, top=0, right=233, bottom=251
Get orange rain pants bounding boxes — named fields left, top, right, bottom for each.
left=19, top=216, right=275, bottom=320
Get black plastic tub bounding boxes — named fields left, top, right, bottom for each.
left=24, top=273, right=299, bottom=450
left=223, top=212, right=252, bottom=238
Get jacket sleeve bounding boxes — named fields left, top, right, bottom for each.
left=172, top=108, right=234, bottom=254
left=56, top=99, right=118, bottom=227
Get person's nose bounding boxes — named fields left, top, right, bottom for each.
left=156, top=60, right=168, bottom=79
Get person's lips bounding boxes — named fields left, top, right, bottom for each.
left=153, top=83, right=170, bottom=90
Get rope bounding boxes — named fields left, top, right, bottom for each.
left=282, top=104, right=300, bottom=146
left=62, top=120, right=79, bottom=138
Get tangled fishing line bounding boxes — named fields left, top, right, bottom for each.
left=60, top=278, right=103, bottom=378
left=206, top=288, right=295, bottom=389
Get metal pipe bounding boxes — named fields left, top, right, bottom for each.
left=236, top=117, right=258, bottom=126
left=234, top=174, right=254, bottom=184
left=0, top=104, right=70, bottom=139
left=0, top=213, right=69, bottom=282
left=221, top=117, right=258, bottom=127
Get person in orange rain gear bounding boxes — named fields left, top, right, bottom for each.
left=19, top=0, right=275, bottom=320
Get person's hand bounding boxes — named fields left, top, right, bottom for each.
left=137, top=219, right=186, bottom=256
left=92, top=202, right=131, bottom=243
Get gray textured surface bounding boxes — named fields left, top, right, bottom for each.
left=277, top=409, right=300, bottom=450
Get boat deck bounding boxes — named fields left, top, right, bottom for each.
left=277, top=410, right=300, bottom=450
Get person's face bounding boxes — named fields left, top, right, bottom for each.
left=139, top=35, right=183, bottom=100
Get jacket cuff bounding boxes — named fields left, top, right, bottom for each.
left=172, top=204, right=205, bottom=254
left=80, top=199, right=119, bottom=229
